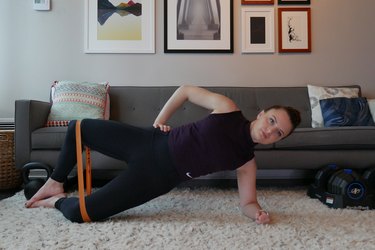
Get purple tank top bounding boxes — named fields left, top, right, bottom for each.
left=168, top=111, right=256, bottom=180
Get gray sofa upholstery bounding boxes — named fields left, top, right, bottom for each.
left=15, top=85, right=375, bottom=182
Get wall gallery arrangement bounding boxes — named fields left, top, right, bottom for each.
left=84, top=0, right=311, bottom=54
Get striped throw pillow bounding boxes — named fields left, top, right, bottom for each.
left=46, top=81, right=110, bottom=127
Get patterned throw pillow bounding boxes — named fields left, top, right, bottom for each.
left=307, top=85, right=359, bottom=128
left=46, top=81, right=110, bottom=127
left=320, top=97, right=375, bottom=127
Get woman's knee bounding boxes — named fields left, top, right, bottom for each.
left=57, top=197, right=86, bottom=223
left=68, top=120, right=77, bottom=129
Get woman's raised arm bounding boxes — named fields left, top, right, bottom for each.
left=153, top=85, right=238, bottom=130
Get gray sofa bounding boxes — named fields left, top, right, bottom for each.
left=15, top=85, right=375, bottom=184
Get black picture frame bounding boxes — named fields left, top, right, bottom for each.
left=242, top=0, right=274, bottom=5
left=164, top=0, right=233, bottom=53
left=278, top=0, right=310, bottom=5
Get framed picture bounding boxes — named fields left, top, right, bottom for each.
left=242, top=0, right=274, bottom=5
left=84, top=0, right=155, bottom=53
left=278, top=0, right=310, bottom=5
left=278, top=8, right=311, bottom=53
left=33, top=0, right=50, bottom=10
left=241, top=7, right=275, bottom=53
left=164, top=0, right=233, bottom=53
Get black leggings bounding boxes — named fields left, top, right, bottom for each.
left=52, top=119, right=182, bottom=223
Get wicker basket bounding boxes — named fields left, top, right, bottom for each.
left=0, top=130, right=22, bottom=189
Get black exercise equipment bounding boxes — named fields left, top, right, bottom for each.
left=314, top=164, right=339, bottom=190
left=363, top=168, right=375, bottom=191
left=22, top=162, right=53, bottom=200
left=307, top=165, right=375, bottom=209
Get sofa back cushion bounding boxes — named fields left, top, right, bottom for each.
left=109, top=86, right=312, bottom=128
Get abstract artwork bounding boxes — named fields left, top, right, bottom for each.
left=85, top=0, right=155, bottom=53
left=241, top=7, right=275, bottom=53
left=278, top=8, right=311, bottom=53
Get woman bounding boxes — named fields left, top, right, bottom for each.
left=25, top=85, right=301, bottom=224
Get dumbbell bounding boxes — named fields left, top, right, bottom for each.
left=327, top=169, right=365, bottom=201
left=313, top=164, right=339, bottom=190
left=22, top=162, right=52, bottom=200
left=363, top=168, right=375, bottom=191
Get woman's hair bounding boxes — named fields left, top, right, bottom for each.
left=264, top=105, right=301, bottom=135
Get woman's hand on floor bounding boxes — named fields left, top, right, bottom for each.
left=255, top=210, right=270, bottom=224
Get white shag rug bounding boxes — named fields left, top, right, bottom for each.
left=1, top=188, right=374, bottom=250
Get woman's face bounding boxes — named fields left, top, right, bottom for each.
left=250, top=109, right=293, bottom=145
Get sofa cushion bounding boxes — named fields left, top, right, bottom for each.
left=32, top=127, right=68, bottom=149
left=320, top=97, right=375, bottom=127
left=307, top=85, right=360, bottom=128
left=46, top=80, right=110, bottom=127
left=275, top=127, right=375, bottom=149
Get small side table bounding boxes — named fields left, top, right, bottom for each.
left=0, top=130, right=22, bottom=190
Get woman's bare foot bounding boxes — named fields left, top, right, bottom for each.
left=25, top=178, right=64, bottom=208
left=29, top=193, right=67, bottom=208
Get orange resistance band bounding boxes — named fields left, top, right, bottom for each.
left=75, top=120, right=92, bottom=222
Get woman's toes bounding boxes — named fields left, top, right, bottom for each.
left=29, top=193, right=66, bottom=208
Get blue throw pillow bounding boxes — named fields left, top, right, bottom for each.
left=320, top=97, right=375, bottom=127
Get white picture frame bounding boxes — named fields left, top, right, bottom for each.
left=33, top=0, right=50, bottom=10
left=241, top=7, right=275, bottom=53
left=84, top=0, right=155, bottom=54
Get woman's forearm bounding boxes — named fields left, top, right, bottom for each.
left=153, top=85, right=189, bottom=126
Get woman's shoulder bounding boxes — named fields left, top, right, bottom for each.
left=209, top=110, right=248, bottom=122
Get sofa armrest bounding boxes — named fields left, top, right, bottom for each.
left=15, top=100, right=51, bottom=169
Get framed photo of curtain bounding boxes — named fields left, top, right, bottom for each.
left=164, top=0, right=233, bottom=53
left=84, top=0, right=155, bottom=53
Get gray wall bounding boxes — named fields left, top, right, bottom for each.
left=1, top=0, right=375, bottom=119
